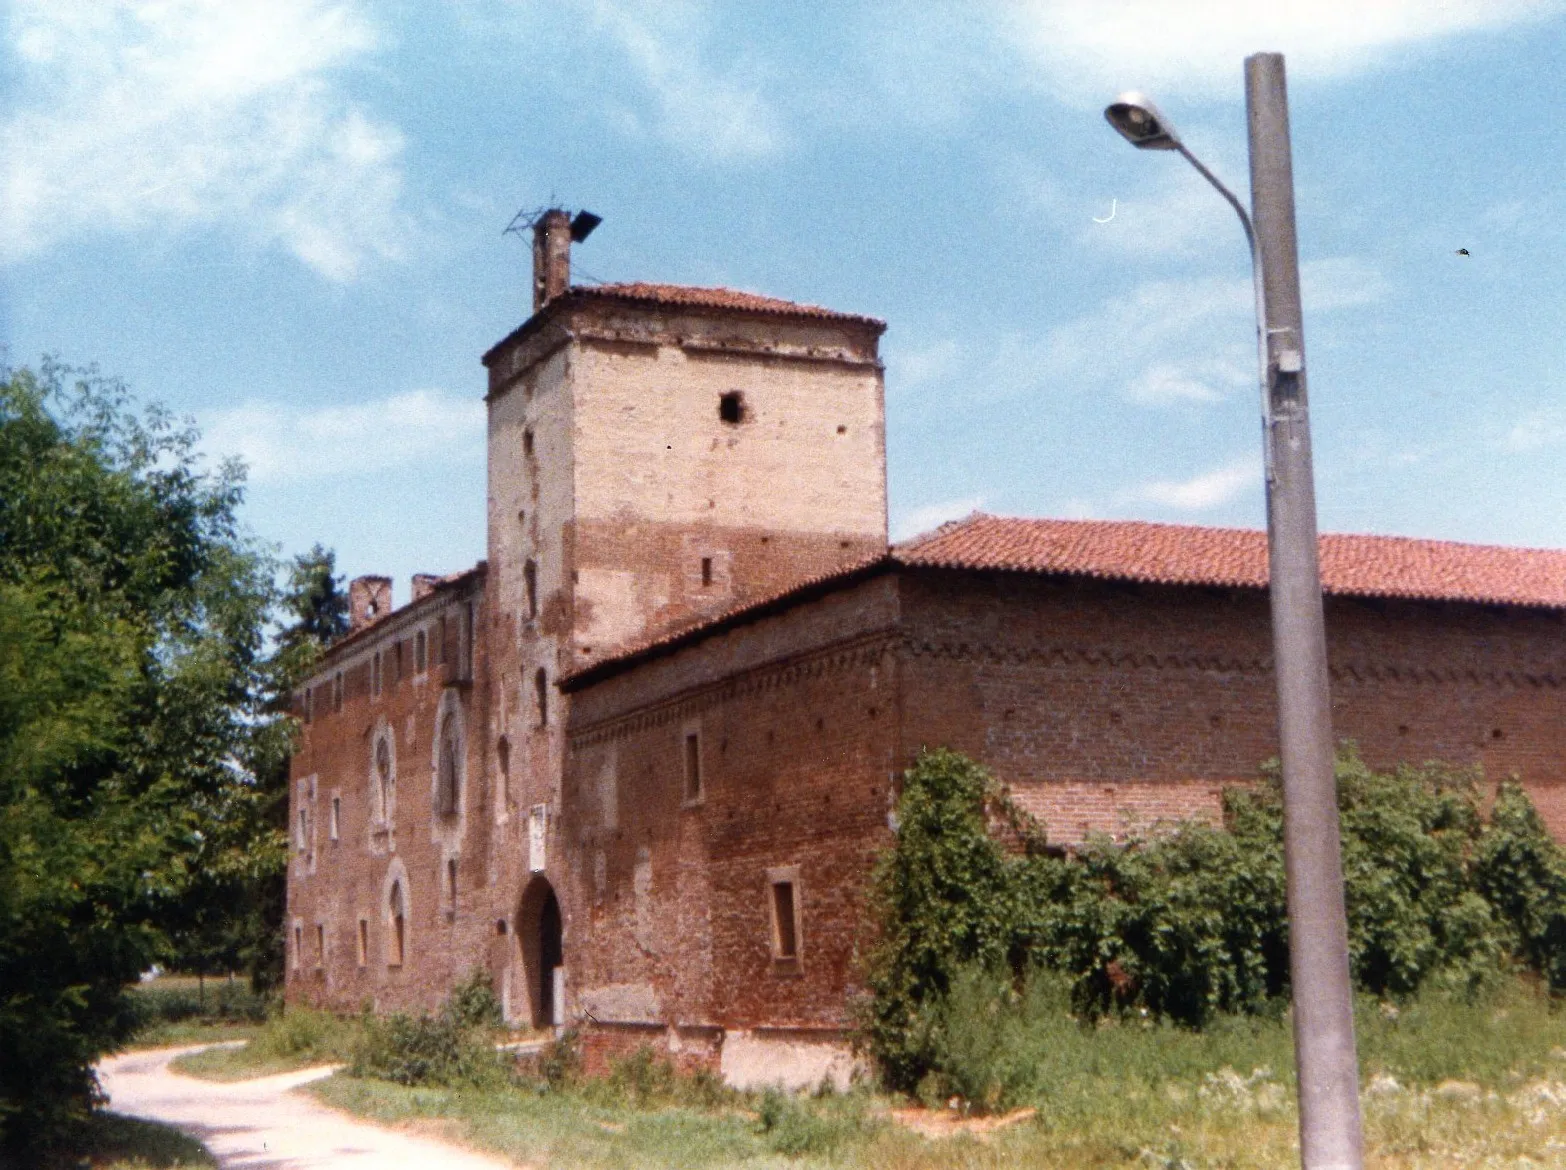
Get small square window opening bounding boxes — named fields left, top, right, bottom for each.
left=719, top=391, right=745, bottom=424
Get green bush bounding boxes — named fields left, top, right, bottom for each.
left=350, top=971, right=509, bottom=1088
left=129, top=980, right=272, bottom=1028
left=755, top=1087, right=869, bottom=1157
left=444, top=966, right=503, bottom=1030
left=249, top=1006, right=357, bottom=1064
left=535, top=1027, right=581, bottom=1090
left=862, top=746, right=1566, bottom=1100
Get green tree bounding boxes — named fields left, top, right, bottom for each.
left=0, top=362, right=276, bottom=1151
left=235, top=545, right=349, bottom=995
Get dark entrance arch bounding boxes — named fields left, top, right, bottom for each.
left=516, top=876, right=563, bottom=1029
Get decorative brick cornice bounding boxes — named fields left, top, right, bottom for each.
left=568, top=631, right=898, bottom=746
left=900, top=635, right=1563, bottom=691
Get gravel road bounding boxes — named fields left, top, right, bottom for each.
left=98, top=1045, right=520, bottom=1169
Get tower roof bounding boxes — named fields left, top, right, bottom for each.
left=571, top=282, right=885, bottom=328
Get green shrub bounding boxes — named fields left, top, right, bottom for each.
left=858, top=748, right=1034, bottom=1091
left=129, top=980, right=272, bottom=1028
left=576, top=1044, right=734, bottom=1109
left=862, top=746, right=1566, bottom=1099
left=755, top=1087, right=868, bottom=1157
left=535, top=1027, right=581, bottom=1090
left=248, top=1005, right=357, bottom=1064
left=1474, top=781, right=1566, bottom=989
left=444, top=966, right=502, bottom=1030
left=350, top=971, right=509, bottom=1088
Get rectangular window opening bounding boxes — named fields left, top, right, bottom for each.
left=771, top=881, right=798, bottom=960
left=684, top=732, right=702, bottom=801
left=329, top=797, right=341, bottom=841
left=523, top=428, right=534, bottom=456
left=719, top=390, right=745, bottom=424
left=447, top=858, right=459, bottom=911
left=315, top=924, right=325, bottom=968
left=535, top=669, right=549, bottom=728
left=296, top=808, right=308, bottom=852
left=292, top=925, right=302, bottom=971
left=390, top=913, right=405, bottom=967
left=524, top=560, right=538, bottom=620
left=357, top=919, right=368, bottom=967
left=700, top=557, right=713, bottom=587
left=415, top=630, right=427, bottom=673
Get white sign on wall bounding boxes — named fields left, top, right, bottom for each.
left=528, top=804, right=548, bottom=873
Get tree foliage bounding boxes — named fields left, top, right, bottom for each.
left=861, top=746, right=1566, bottom=1094
left=0, top=362, right=281, bottom=1150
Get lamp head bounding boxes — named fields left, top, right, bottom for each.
left=1104, top=92, right=1181, bottom=150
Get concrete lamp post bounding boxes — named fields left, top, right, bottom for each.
left=1105, top=55, right=1364, bottom=1170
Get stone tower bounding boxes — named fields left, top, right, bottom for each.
left=478, top=210, right=887, bottom=1024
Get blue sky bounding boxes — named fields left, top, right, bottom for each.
left=5, top=1, right=1566, bottom=603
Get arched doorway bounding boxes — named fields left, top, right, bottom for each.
left=516, top=876, right=563, bottom=1029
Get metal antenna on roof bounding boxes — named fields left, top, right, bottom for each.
left=502, top=204, right=603, bottom=243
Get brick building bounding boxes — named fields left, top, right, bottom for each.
left=287, top=213, right=1566, bottom=1086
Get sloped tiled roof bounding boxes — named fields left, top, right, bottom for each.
left=564, top=515, right=1566, bottom=689
left=573, top=282, right=885, bottom=328
left=899, top=514, right=1566, bottom=609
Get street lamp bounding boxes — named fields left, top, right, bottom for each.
left=1106, top=56, right=1365, bottom=1170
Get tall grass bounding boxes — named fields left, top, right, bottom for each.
left=170, top=1007, right=359, bottom=1080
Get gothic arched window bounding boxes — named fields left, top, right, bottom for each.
left=436, top=718, right=460, bottom=816
left=387, top=880, right=406, bottom=967
left=376, top=738, right=394, bottom=824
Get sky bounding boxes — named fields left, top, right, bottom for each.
left=5, top=0, right=1566, bottom=604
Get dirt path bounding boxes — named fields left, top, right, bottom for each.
left=98, top=1045, right=520, bottom=1169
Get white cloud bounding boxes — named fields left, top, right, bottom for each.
left=2, top=0, right=406, bottom=280
left=1128, top=361, right=1233, bottom=404
left=1130, top=456, right=1259, bottom=510
left=1081, top=154, right=1250, bottom=260
left=893, top=496, right=986, bottom=542
left=202, top=389, right=485, bottom=485
left=998, top=0, right=1564, bottom=105
left=1504, top=410, right=1566, bottom=453
left=1300, top=256, right=1391, bottom=311
left=885, top=338, right=961, bottom=391
left=582, top=0, right=784, bottom=162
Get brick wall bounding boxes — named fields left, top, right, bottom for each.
left=285, top=573, right=497, bottom=1015
left=898, top=568, right=1566, bottom=843
left=561, top=561, right=1566, bottom=1063
left=563, top=574, right=903, bottom=1043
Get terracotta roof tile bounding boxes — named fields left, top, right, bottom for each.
left=573, top=282, right=885, bottom=328
left=898, top=514, right=1566, bottom=609
left=564, top=514, right=1566, bottom=689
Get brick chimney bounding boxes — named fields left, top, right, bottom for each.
left=348, top=575, right=393, bottom=631
left=532, top=208, right=572, bottom=312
